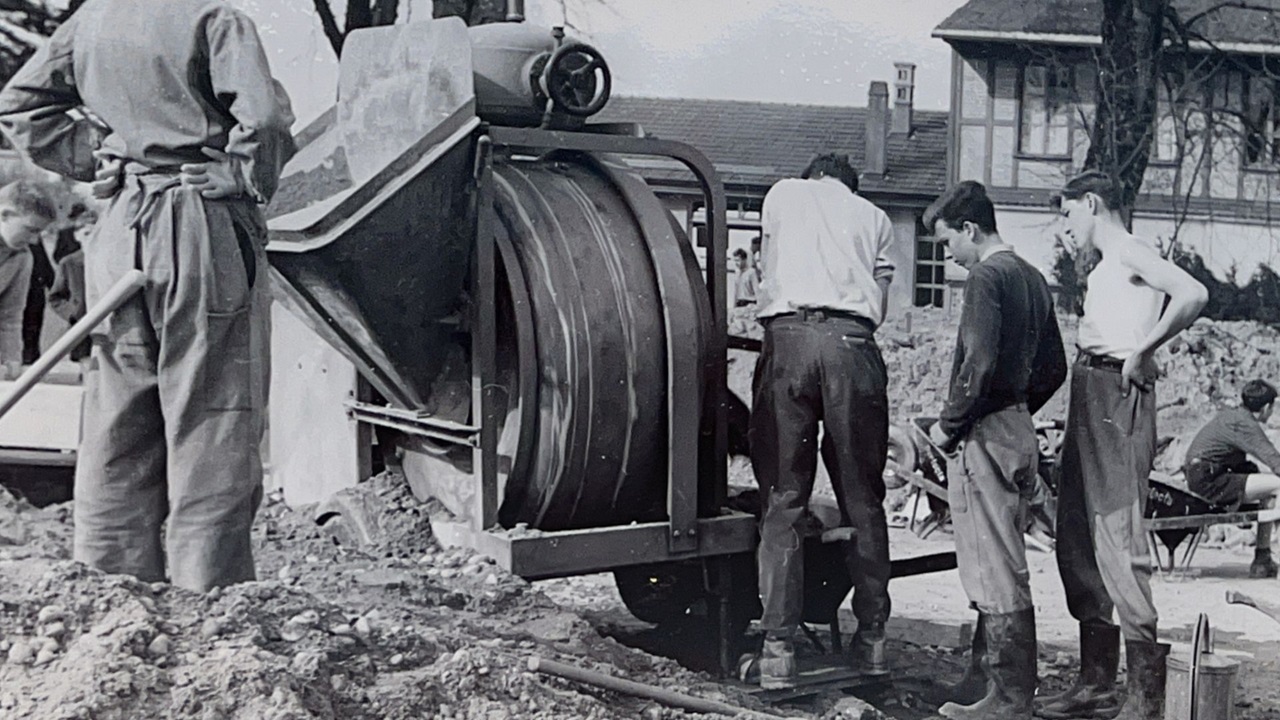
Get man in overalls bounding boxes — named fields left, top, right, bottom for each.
left=0, top=0, right=296, bottom=591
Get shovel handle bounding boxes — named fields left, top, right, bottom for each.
left=0, top=269, right=146, bottom=421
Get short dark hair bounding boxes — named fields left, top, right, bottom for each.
left=732, top=248, right=747, bottom=259
left=0, top=181, right=56, bottom=221
left=1242, top=380, right=1278, bottom=412
left=750, top=235, right=761, bottom=249
left=924, top=180, right=998, bottom=235
left=802, top=153, right=859, bottom=193
left=1055, top=170, right=1125, bottom=212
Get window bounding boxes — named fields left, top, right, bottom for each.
left=1019, top=63, right=1075, bottom=157
left=914, top=234, right=947, bottom=308
left=1245, top=76, right=1280, bottom=167
left=1153, top=83, right=1186, bottom=164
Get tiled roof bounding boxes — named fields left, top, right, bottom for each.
left=594, top=96, right=949, bottom=199
left=935, top=0, right=1280, bottom=47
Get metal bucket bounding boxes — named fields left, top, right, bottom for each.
left=1165, top=651, right=1239, bottom=720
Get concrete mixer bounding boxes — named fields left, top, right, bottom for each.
left=266, top=12, right=954, bottom=674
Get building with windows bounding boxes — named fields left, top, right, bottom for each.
left=596, top=72, right=953, bottom=317
left=934, top=0, right=1280, bottom=281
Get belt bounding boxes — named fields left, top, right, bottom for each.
left=1076, top=349, right=1124, bottom=373
left=765, top=308, right=876, bottom=333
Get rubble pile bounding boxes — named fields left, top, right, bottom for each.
left=733, top=307, right=1280, bottom=438
left=0, top=481, right=791, bottom=720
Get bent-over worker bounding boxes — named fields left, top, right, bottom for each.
left=925, top=181, right=1067, bottom=720
left=0, top=0, right=296, bottom=592
left=751, top=153, right=895, bottom=688
left=1184, top=379, right=1280, bottom=578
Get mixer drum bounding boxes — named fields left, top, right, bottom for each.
left=388, top=153, right=712, bottom=532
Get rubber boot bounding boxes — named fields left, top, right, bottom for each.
left=1035, top=622, right=1122, bottom=719
left=1250, top=521, right=1277, bottom=578
left=937, top=608, right=1037, bottom=720
left=1113, top=640, right=1170, bottom=720
left=758, top=632, right=796, bottom=689
left=850, top=622, right=890, bottom=676
left=925, top=614, right=989, bottom=706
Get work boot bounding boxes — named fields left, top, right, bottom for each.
left=758, top=633, right=797, bottom=689
left=1249, top=548, right=1277, bottom=579
left=850, top=623, right=890, bottom=676
left=1035, top=622, right=1122, bottom=719
left=937, top=608, right=1037, bottom=720
left=925, top=614, right=989, bottom=706
left=1113, top=640, right=1170, bottom=720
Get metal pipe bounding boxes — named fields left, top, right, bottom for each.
left=506, top=0, right=525, bottom=22
left=527, top=657, right=787, bottom=719
left=0, top=269, right=146, bottom=421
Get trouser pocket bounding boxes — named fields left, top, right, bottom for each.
left=202, top=306, right=254, bottom=411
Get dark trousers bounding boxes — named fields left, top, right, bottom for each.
left=1056, top=361, right=1159, bottom=642
left=750, top=312, right=891, bottom=634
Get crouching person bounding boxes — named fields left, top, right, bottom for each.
left=751, top=153, right=896, bottom=688
left=925, top=182, right=1067, bottom=719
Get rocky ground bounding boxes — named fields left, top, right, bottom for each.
left=0, top=309, right=1278, bottom=719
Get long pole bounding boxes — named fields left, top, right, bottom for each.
left=0, top=269, right=146, bottom=420
left=527, top=657, right=788, bottom=719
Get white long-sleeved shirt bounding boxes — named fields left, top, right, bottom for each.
left=756, top=176, right=895, bottom=324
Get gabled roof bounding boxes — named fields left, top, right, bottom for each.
left=934, top=0, right=1280, bottom=53
left=594, top=96, right=949, bottom=200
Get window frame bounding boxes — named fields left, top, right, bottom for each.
left=1016, top=60, right=1079, bottom=160
left=1243, top=74, right=1280, bottom=169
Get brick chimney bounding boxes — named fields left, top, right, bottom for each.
left=892, top=62, right=916, bottom=135
left=865, top=81, right=889, bottom=176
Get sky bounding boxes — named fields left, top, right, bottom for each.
left=236, top=0, right=971, bottom=129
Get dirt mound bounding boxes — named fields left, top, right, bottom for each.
left=0, top=479, right=793, bottom=720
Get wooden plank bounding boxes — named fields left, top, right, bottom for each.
left=1145, top=508, right=1280, bottom=531
left=268, top=301, right=370, bottom=506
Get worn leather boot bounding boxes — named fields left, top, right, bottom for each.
left=925, top=614, right=989, bottom=706
left=758, top=632, right=797, bottom=689
left=1035, top=622, right=1122, bottom=719
left=938, top=608, right=1037, bottom=720
left=1249, top=548, right=1277, bottom=578
left=1114, top=640, right=1170, bottom=720
left=850, top=623, right=890, bottom=676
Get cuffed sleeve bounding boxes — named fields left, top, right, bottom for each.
left=873, top=211, right=895, bottom=283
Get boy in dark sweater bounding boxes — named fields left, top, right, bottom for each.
left=924, top=181, right=1067, bottom=720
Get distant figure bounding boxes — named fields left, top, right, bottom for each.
left=732, top=248, right=759, bottom=306
left=1040, top=171, right=1207, bottom=720
left=750, top=152, right=895, bottom=688
left=0, top=181, right=56, bottom=378
left=20, top=199, right=80, bottom=364
left=1183, top=379, right=1280, bottom=578
left=925, top=181, right=1067, bottom=719
left=47, top=247, right=89, bottom=363
left=751, top=234, right=763, bottom=276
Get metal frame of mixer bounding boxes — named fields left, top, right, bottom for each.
left=351, top=124, right=760, bottom=581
